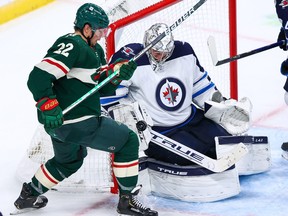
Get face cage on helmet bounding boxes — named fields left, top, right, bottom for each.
left=143, top=23, right=175, bottom=71
left=145, top=36, right=175, bottom=71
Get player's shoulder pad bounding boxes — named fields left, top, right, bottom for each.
left=169, top=40, right=196, bottom=60
left=168, top=41, right=205, bottom=72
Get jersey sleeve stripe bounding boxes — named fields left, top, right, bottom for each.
left=35, top=57, right=69, bottom=79
left=193, top=82, right=215, bottom=98
left=42, top=57, right=69, bottom=74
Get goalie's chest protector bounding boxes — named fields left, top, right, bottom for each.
left=130, top=54, right=197, bottom=127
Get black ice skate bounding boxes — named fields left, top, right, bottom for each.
left=117, top=185, right=158, bottom=216
left=14, top=183, right=48, bottom=210
left=281, top=142, right=288, bottom=160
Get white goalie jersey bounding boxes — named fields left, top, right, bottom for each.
left=108, top=41, right=218, bottom=127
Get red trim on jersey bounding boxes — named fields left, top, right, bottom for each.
left=112, top=161, right=139, bottom=168
left=43, top=59, right=68, bottom=74
left=40, top=164, right=58, bottom=184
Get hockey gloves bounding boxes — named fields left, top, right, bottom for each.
left=36, top=96, right=63, bottom=130
left=94, top=59, right=137, bottom=85
left=91, top=59, right=137, bottom=85
left=108, top=58, right=137, bottom=85
left=277, top=27, right=288, bottom=51
left=117, top=59, right=137, bottom=80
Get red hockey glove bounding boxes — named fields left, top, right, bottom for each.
left=36, top=96, right=63, bottom=130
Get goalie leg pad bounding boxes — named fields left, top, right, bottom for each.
left=137, top=157, right=240, bottom=202
left=107, top=102, right=153, bottom=151
left=215, top=135, right=271, bottom=175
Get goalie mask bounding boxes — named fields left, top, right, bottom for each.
left=74, top=3, right=109, bottom=32
left=143, top=23, right=175, bottom=71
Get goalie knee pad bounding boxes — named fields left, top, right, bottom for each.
left=108, top=101, right=153, bottom=151
left=215, top=135, right=271, bottom=175
left=138, top=157, right=240, bottom=202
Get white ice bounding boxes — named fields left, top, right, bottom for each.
left=1, top=0, right=288, bottom=215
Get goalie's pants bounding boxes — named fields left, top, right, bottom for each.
left=145, top=108, right=231, bottom=166
left=41, top=116, right=139, bottom=184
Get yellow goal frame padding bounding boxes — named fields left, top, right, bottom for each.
left=0, top=0, right=55, bottom=25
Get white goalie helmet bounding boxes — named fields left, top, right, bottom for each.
left=143, top=23, right=175, bottom=71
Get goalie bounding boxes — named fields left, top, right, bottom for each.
left=101, top=23, right=264, bottom=202
left=103, top=23, right=252, bottom=166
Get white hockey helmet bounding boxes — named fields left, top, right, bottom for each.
left=143, top=23, right=175, bottom=71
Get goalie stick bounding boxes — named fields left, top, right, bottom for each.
left=150, top=130, right=248, bottom=173
left=207, top=35, right=286, bottom=66
left=63, top=0, right=207, bottom=115
left=106, top=102, right=247, bottom=172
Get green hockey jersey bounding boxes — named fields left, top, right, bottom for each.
left=27, top=33, right=117, bottom=120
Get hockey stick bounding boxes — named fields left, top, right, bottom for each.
left=207, top=35, right=286, bottom=66
left=63, top=0, right=207, bottom=115
left=150, top=130, right=248, bottom=172
left=106, top=101, right=246, bottom=172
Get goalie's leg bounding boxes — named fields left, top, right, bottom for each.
left=146, top=109, right=231, bottom=166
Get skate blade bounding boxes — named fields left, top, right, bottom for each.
left=10, top=208, right=38, bottom=215
left=282, top=151, right=288, bottom=160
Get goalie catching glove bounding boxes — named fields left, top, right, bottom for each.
left=91, top=58, right=137, bottom=85
left=204, top=96, right=252, bottom=135
left=36, top=96, right=63, bottom=130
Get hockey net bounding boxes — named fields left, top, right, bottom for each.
left=17, top=0, right=237, bottom=193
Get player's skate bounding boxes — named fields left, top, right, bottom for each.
left=117, top=185, right=158, bottom=216
left=13, top=183, right=48, bottom=213
left=281, top=142, right=288, bottom=160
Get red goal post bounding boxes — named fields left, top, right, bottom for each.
left=106, top=0, right=238, bottom=99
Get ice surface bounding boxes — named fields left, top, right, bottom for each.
left=0, top=0, right=288, bottom=215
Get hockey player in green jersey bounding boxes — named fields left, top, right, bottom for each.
left=13, top=3, right=158, bottom=216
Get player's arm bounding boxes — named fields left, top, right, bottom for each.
left=190, top=45, right=220, bottom=109
left=192, top=60, right=253, bottom=135
left=189, top=46, right=252, bottom=135
left=28, top=36, right=79, bottom=100
left=27, top=36, right=79, bottom=130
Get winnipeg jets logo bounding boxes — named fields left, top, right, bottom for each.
left=122, top=46, right=135, bottom=56
left=156, top=77, right=186, bottom=111
left=280, top=0, right=288, bottom=8
left=163, top=79, right=179, bottom=105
